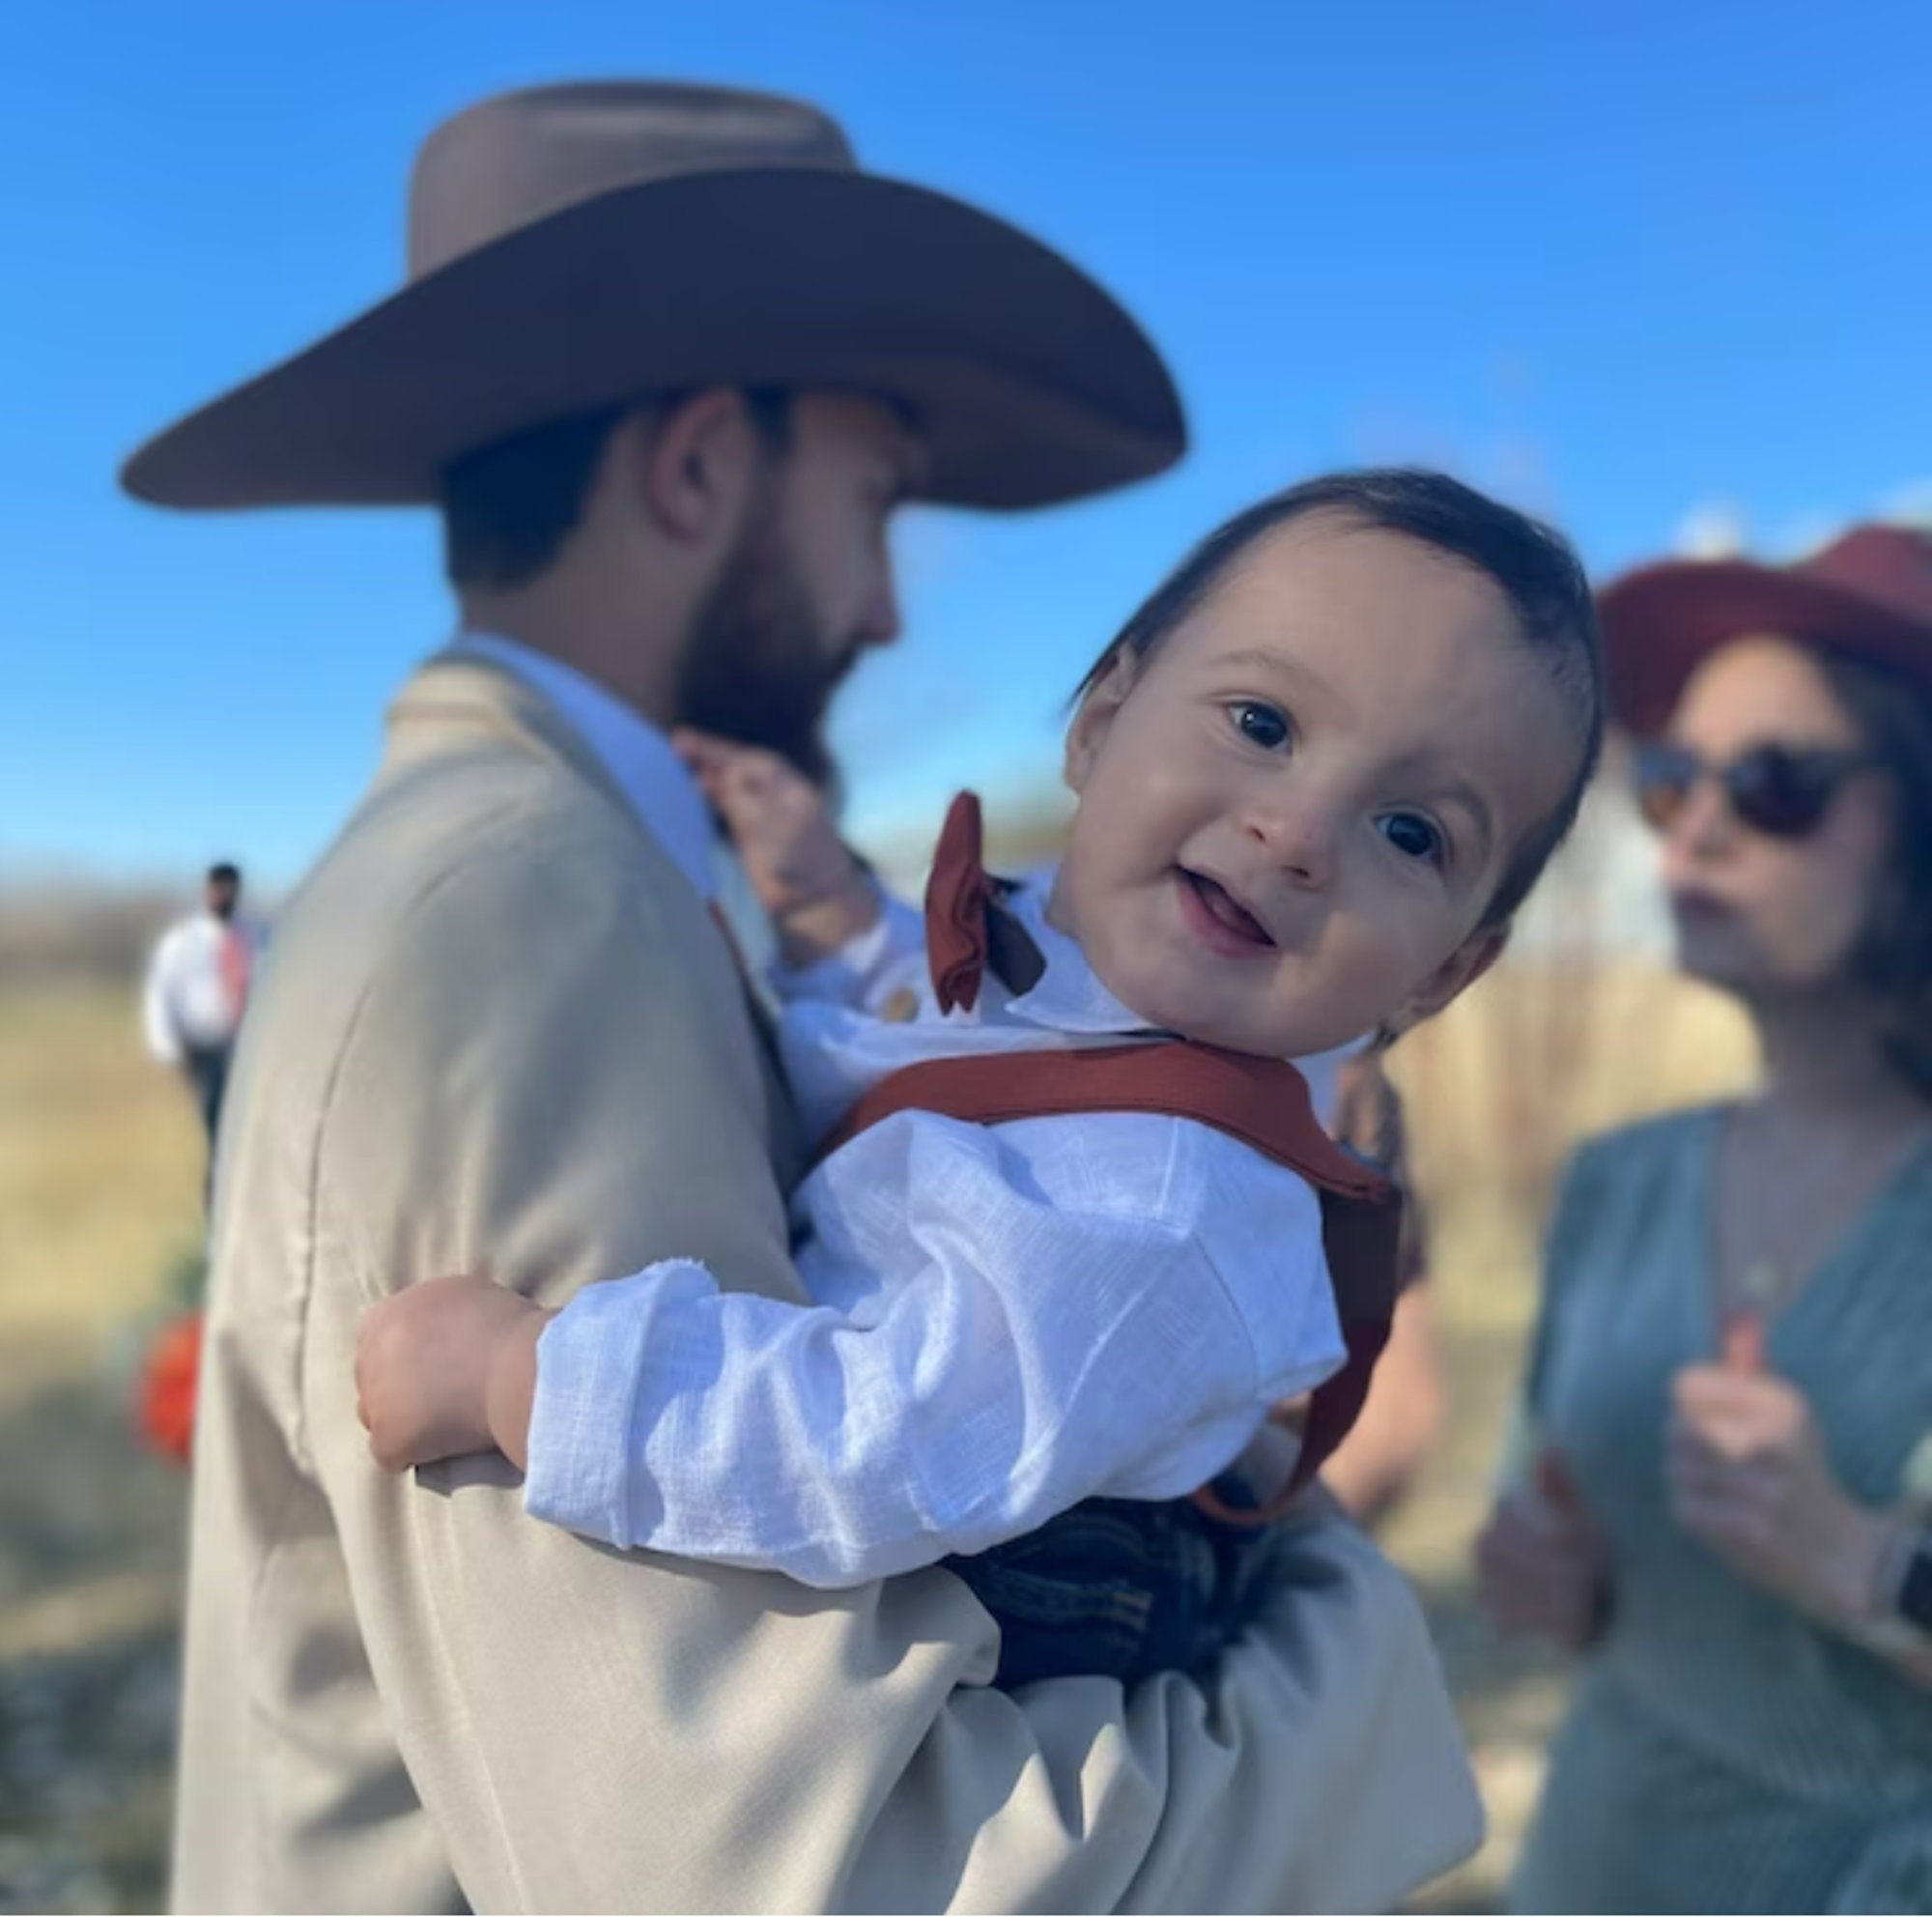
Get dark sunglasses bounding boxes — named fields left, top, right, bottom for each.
left=1632, top=740, right=1880, bottom=840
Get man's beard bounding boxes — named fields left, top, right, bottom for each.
left=674, top=498, right=855, bottom=792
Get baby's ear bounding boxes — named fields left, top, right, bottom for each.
left=1386, top=920, right=1511, bottom=1038
left=1063, top=648, right=1139, bottom=794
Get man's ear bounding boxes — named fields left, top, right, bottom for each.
left=1384, top=920, right=1511, bottom=1039
left=1063, top=648, right=1140, bottom=795
left=637, top=388, right=759, bottom=544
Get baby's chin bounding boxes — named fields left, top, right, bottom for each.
left=1104, top=968, right=1345, bottom=1061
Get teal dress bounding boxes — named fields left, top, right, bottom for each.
left=1512, top=1109, right=1932, bottom=1914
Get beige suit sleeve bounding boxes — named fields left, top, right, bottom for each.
left=302, top=830, right=1478, bottom=1914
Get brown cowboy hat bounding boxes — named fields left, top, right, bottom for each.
left=121, top=81, right=1185, bottom=512
left=1599, top=523, right=1932, bottom=734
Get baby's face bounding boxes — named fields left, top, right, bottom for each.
left=1050, top=516, right=1580, bottom=1058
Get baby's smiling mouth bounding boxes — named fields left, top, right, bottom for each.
left=1176, top=868, right=1277, bottom=955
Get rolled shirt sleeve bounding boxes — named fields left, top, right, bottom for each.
left=526, top=1108, right=1344, bottom=1585
left=768, top=883, right=930, bottom=1013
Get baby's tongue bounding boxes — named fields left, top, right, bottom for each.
left=1199, top=876, right=1265, bottom=941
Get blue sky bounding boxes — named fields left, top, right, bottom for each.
left=7, top=0, right=1929, bottom=887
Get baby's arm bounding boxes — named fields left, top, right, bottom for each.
left=676, top=727, right=928, bottom=1010
left=674, top=730, right=879, bottom=962
left=357, top=1117, right=1341, bottom=1588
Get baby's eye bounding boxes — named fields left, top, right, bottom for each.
left=1228, top=701, right=1291, bottom=750
left=1378, top=812, right=1444, bottom=864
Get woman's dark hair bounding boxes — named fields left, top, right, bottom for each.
left=1074, top=469, right=1605, bottom=929
left=1817, top=649, right=1932, bottom=1098
left=439, top=388, right=793, bottom=591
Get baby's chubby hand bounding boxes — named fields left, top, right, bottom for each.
left=673, top=728, right=879, bottom=963
left=355, top=1273, right=550, bottom=1474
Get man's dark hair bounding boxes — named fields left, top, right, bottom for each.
left=1074, top=469, right=1605, bottom=929
left=207, top=862, right=241, bottom=888
left=439, top=389, right=794, bottom=591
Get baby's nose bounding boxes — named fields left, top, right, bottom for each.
left=1244, top=799, right=1338, bottom=890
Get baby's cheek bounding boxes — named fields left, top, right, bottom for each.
left=1077, top=895, right=1157, bottom=1011
left=1312, top=924, right=1415, bottom=1030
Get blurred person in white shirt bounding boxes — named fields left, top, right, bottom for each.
left=142, top=862, right=265, bottom=1164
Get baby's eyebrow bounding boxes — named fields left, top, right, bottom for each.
left=1432, top=774, right=1497, bottom=866
left=1208, top=645, right=1326, bottom=692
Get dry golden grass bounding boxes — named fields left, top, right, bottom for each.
left=0, top=983, right=202, bottom=1911
left=0, top=984, right=204, bottom=1367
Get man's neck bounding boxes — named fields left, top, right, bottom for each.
left=450, top=629, right=722, bottom=904
left=457, top=588, right=680, bottom=730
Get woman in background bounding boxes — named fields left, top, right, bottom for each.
left=1478, top=526, right=1932, bottom=1912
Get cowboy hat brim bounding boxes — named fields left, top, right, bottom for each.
left=121, top=167, right=1185, bottom=512
left=1600, top=556, right=1932, bottom=735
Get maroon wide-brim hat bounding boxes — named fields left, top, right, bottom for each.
left=1599, top=524, right=1932, bottom=734
left=121, top=81, right=1185, bottom=513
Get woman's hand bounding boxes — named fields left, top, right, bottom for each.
left=1667, top=1359, right=1889, bottom=1627
left=1476, top=1449, right=1610, bottom=1652
left=673, top=728, right=878, bottom=963
left=355, top=1273, right=551, bottom=1474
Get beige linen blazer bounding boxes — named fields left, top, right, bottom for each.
left=171, top=651, right=1480, bottom=1913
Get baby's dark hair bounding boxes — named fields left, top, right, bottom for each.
left=1074, top=468, right=1605, bottom=929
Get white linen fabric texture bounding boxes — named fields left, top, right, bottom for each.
left=524, top=871, right=1351, bottom=1588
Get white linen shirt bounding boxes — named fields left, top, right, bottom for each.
left=525, top=874, right=1352, bottom=1588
